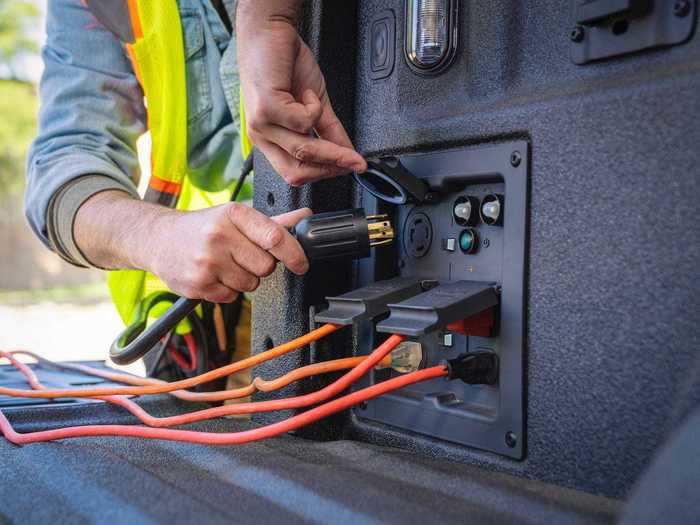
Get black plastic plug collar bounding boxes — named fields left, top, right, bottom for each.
left=292, top=208, right=370, bottom=261
left=444, top=352, right=499, bottom=385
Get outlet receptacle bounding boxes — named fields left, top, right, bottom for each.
left=356, top=140, right=528, bottom=460
left=403, top=212, right=433, bottom=258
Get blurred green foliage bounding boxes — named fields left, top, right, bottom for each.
left=0, top=0, right=40, bottom=200
left=0, top=1, right=40, bottom=79
left=0, top=80, right=37, bottom=200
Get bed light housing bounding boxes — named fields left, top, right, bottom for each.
left=405, top=0, right=458, bottom=75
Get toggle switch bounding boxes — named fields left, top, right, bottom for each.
left=442, top=238, right=456, bottom=252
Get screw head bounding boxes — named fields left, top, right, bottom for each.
left=482, top=237, right=490, bottom=248
left=674, top=0, right=691, bottom=17
left=505, top=431, right=518, bottom=448
left=510, top=150, right=522, bottom=167
left=570, top=25, right=585, bottom=43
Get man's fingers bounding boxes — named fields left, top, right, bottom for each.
left=228, top=232, right=278, bottom=278
left=315, top=97, right=367, bottom=173
left=250, top=91, right=323, bottom=135
left=218, top=258, right=261, bottom=294
left=248, top=89, right=366, bottom=183
left=256, top=140, right=345, bottom=186
left=262, top=124, right=364, bottom=172
left=201, top=283, right=239, bottom=304
left=271, top=208, right=313, bottom=229
left=227, top=204, right=310, bottom=275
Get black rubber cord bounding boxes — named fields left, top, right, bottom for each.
left=231, top=150, right=255, bottom=202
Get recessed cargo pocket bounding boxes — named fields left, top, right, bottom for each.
left=181, top=11, right=212, bottom=123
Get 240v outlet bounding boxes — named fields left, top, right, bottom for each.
left=403, top=212, right=433, bottom=258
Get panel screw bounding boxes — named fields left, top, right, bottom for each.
left=510, top=150, right=522, bottom=167
left=482, top=238, right=490, bottom=248
left=570, top=25, right=585, bottom=43
left=674, top=0, right=691, bottom=17
left=505, top=431, right=518, bottom=448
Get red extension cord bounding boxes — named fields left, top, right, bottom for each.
left=0, top=334, right=448, bottom=445
left=0, top=366, right=447, bottom=445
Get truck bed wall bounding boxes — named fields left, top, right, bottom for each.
left=249, top=0, right=700, bottom=499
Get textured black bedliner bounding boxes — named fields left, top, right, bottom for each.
left=0, top=411, right=620, bottom=525
left=0, top=362, right=620, bottom=524
left=249, top=0, right=700, bottom=502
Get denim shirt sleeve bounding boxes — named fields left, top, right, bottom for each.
left=25, top=0, right=146, bottom=247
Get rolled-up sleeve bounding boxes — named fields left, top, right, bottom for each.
left=25, top=0, right=146, bottom=264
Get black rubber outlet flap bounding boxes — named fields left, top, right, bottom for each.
left=376, top=280, right=499, bottom=336
left=315, top=277, right=424, bottom=325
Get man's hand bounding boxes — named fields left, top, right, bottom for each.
left=236, top=0, right=367, bottom=186
left=74, top=192, right=312, bottom=302
left=149, top=203, right=311, bottom=303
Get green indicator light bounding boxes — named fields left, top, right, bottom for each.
left=459, top=229, right=478, bottom=254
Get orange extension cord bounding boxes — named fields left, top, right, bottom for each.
left=255, top=356, right=375, bottom=392
left=9, top=351, right=386, bottom=402
left=1, top=352, right=374, bottom=432
left=0, top=335, right=405, bottom=427
left=0, top=323, right=339, bottom=399
left=0, top=366, right=447, bottom=445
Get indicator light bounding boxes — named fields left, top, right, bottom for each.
left=458, top=228, right=479, bottom=254
left=480, top=194, right=504, bottom=226
left=453, top=196, right=480, bottom=226
left=441, top=333, right=454, bottom=347
left=405, top=0, right=458, bottom=75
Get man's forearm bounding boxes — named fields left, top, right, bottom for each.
left=235, top=0, right=302, bottom=30
left=73, top=190, right=312, bottom=303
left=74, top=191, right=172, bottom=271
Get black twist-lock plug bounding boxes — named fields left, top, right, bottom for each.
left=110, top=208, right=395, bottom=365
left=292, top=208, right=394, bottom=261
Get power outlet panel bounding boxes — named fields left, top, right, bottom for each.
left=354, top=141, right=528, bottom=459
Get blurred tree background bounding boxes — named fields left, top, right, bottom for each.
left=0, top=1, right=40, bottom=79
left=0, top=82, right=38, bottom=201
left=0, top=0, right=40, bottom=204
left=0, top=0, right=105, bottom=292
left=0, top=0, right=123, bottom=368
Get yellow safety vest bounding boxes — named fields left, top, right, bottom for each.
left=95, top=0, right=252, bottom=331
